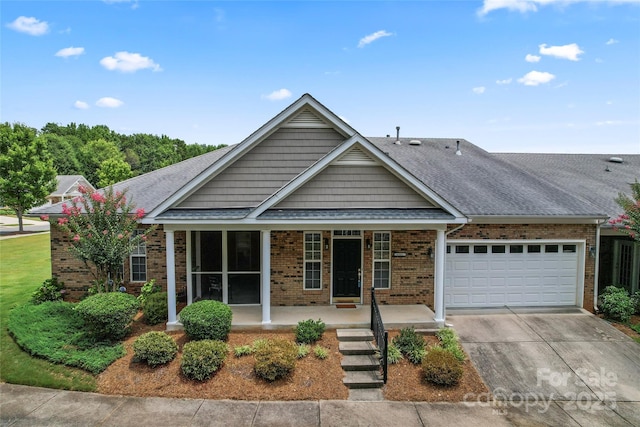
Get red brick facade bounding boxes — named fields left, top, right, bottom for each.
left=51, top=223, right=596, bottom=312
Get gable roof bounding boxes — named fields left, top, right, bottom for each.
left=50, top=175, right=94, bottom=197
left=495, top=153, right=640, bottom=221
left=368, top=137, right=607, bottom=219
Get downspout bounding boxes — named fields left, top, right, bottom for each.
left=593, top=219, right=604, bottom=313
left=446, top=223, right=466, bottom=237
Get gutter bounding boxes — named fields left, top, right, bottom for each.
left=593, top=219, right=606, bottom=312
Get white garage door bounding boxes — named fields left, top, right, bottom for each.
left=445, top=242, right=580, bottom=308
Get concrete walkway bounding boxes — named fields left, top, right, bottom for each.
left=0, top=215, right=49, bottom=239
left=4, top=382, right=634, bottom=427
left=447, top=307, right=640, bottom=427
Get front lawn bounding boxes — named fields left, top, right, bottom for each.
left=0, top=234, right=96, bottom=390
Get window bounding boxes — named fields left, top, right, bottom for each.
left=492, top=245, right=506, bottom=254
left=563, top=245, right=577, bottom=253
left=528, top=245, right=541, bottom=253
left=545, top=245, right=559, bottom=253
left=373, top=232, right=391, bottom=289
left=510, top=245, right=524, bottom=254
left=455, top=245, right=470, bottom=254
left=474, top=245, right=488, bottom=254
left=304, top=233, right=322, bottom=290
left=130, top=230, right=147, bottom=282
left=334, top=230, right=361, bottom=236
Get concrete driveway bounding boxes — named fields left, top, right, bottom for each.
left=448, top=307, right=640, bottom=426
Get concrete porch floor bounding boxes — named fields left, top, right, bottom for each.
left=228, top=304, right=437, bottom=330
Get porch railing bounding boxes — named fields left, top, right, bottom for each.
left=370, top=287, right=388, bottom=384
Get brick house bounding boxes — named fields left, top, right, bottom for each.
left=33, top=94, right=639, bottom=327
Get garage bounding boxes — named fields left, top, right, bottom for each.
left=445, top=242, right=581, bottom=308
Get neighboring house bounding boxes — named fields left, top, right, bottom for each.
left=32, top=94, right=638, bottom=328
left=46, top=175, right=95, bottom=205
left=495, top=153, right=640, bottom=295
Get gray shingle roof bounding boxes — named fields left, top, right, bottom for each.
left=259, top=208, right=454, bottom=221
left=367, top=137, right=607, bottom=217
left=157, top=208, right=252, bottom=220
left=51, top=175, right=93, bottom=196
left=32, top=145, right=237, bottom=215
left=494, top=153, right=640, bottom=220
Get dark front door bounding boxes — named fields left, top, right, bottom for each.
left=333, top=239, right=361, bottom=298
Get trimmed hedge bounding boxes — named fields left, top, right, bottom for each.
left=181, top=340, right=228, bottom=381
left=599, top=286, right=635, bottom=323
left=143, top=292, right=168, bottom=325
left=254, top=338, right=298, bottom=381
left=133, top=331, right=178, bottom=367
left=422, top=346, right=463, bottom=386
left=294, top=319, right=325, bottom=344
left=75, top=292, right=139, bottom=341
left=179, top=300, right=232, bottom=341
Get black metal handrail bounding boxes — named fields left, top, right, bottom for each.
left=370, top=287, right=388, bottom=383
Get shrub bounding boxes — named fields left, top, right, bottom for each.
left=385, top=343, right=403, bottom=364
left=181, top=340, right=228, bottom=381
left=313, top=345, right=329, bottom=360
left=392, top=326, right=425, bottom=364
left=234, top=345, right=253, bottom=357
left=143, top=292, right=168, bottom=325
left=632, top=291, right=640, bottom=315
left=8, top=301, right=124, bottom=373
left=252, top=339, right=268, bottom=353
left=75, top=292, right=139, bottom=341
left=137, top=279, right=160, bottom=307
left=631, top=323, right=640, bottom=334
left=436, top=328, right=466, bottom=362
left=294, top=319, right=326, bottom=344
left=31, top=278, right=66, bottom=305
left=254, top=338, right=298, bottom=381
left=422, top=346, right=463, bottom=386
left=297, top=344, right=310, bottom=359
left=133, top=331, right=178, bottom=367
left=599, top=286, right=635, bottom=323
left=179, top=300, right=232, bottom=341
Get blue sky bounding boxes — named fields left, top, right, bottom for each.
left=2, top=0, right=639, bottom=153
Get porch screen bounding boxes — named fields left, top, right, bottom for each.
left=304, top=232, right=322, bottom=289
left=373, top=232, right=390, bottom=289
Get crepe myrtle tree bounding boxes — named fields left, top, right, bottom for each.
left=43, top=185, right=156, bottom=292
left=610, top=180, right=640, bottom=242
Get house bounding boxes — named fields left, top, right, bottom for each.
left=46, top=175, right=95, bottom=205
left=32, top=94, right=638, bottom=328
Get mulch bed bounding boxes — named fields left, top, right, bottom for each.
left=97, top=316, right=490, bottom=401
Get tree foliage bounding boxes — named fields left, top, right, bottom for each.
left=97, top=158, right=133, bottom=188
left=611, top=180, right=640, bottom=242
left=49, top=185, right=155, bottom=290
left=0, top=122, right=57, bottom=231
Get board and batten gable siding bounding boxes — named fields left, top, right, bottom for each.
left=275, top=164, right=434, bottom=209
left=178, top=128, right=345, bottom=208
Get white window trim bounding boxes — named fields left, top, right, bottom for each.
left=129, top=230, right=147, bottom=283
left=303, top=232, right=322, bottom=290
left=372, top=231, right=391, bottom=290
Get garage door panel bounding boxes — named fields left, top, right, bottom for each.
left=446, top=242, right=579, bottom=308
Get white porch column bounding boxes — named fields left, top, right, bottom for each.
left=165, top=229, right=178, bottom=329
left=434, top=228, right=446, bottom=326
left=261, top=230, right=271, bottom=324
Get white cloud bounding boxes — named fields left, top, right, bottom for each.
left=74, top=101, right=89, bottom=110
left=100, top=51, right=162, bottom=73
left=606, top=38, right=619, bottom=45
left=96, top=97, right=124, bottom=108
left=473, top=86, right=486, bottom=94
left=596, top=120, right=624, bottom=126
left=103, top=0, right=139, bottom=8
left=539, top=43, right=584, bottom=61
left=496, top=78, right=512, bottom=85
left=6, top=16, right=49, bottom=36
left=262, top=89, right=292, bottom=101
left=55, top=47, right=85, bottom=58
left=517, top=70, right=556, bottom=86
left=358, top=30, right=393, bottom=48
left=525, top=54, right=541, bottom=63
left=478, top=0, right=640, bottom=16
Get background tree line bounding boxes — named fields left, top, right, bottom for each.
left=0, top=121, right=225, bottom=231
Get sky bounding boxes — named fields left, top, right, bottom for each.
left=2, top=0, right=639, bottom=154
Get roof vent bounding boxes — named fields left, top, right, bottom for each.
left=409, top=140, right=421, bottom=146
left=609, top=157, right=623, bottom=163
left=455, top=140, right=462, bottom=156
left=394, top=126, right=401, bottom=145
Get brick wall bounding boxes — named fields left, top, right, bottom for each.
left=51, top=224, right=187, bottom=301
left=447, top=223, right=598, bottom=311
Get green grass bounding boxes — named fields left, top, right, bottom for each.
left=0, top=234, right=96, bottom=391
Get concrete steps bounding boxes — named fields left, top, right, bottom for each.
left=337, top=329, right=383, bottom=390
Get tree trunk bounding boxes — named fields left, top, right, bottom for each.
left=16, top=208, right=24, bottom=232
